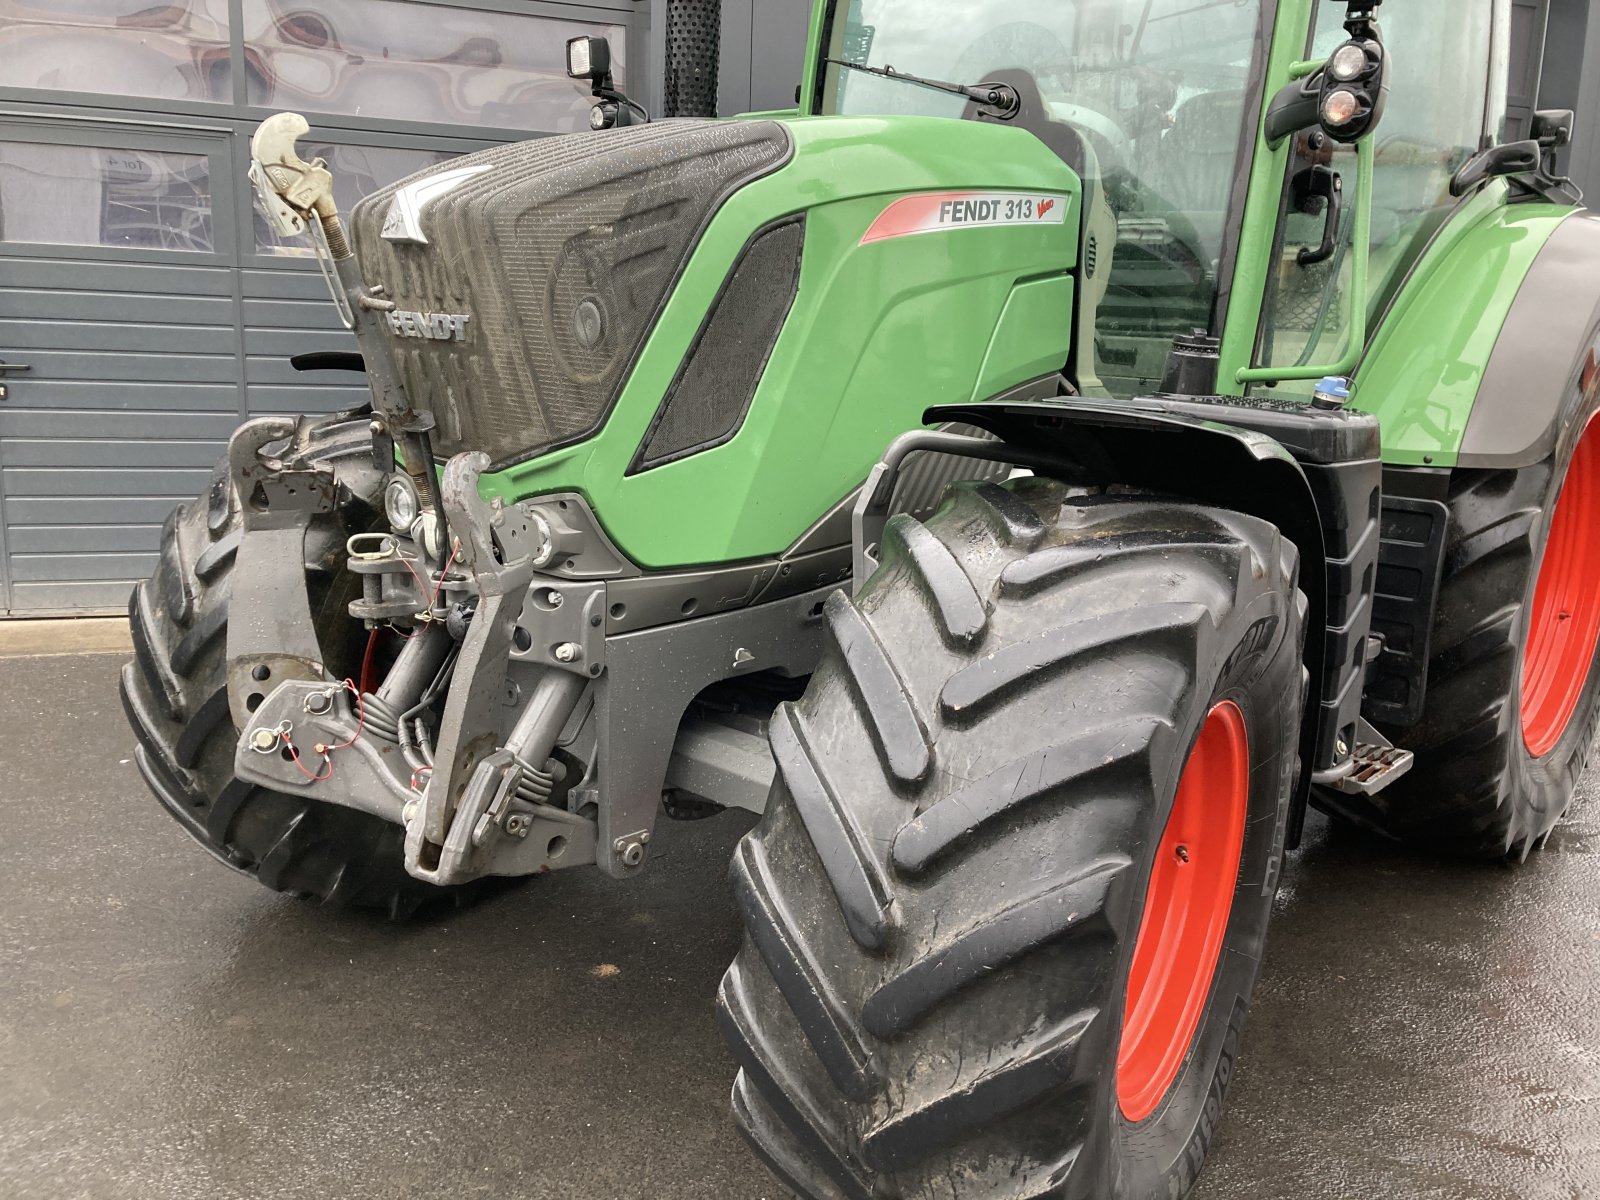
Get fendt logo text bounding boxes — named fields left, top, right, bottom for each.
left=861, top=190, right=1071, bottom=245
left=385, top=310, right=471, bottom=342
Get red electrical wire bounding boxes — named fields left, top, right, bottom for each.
left=428, top=540, right=462, bottom=611
left=400, top=552, right=431, bottom=601
left=284, top=539, right=465, bottom=785
left=279, top=680, right=365, bottom=782
left=399, top=539, right=461, bottom=620
left=326, top=679, right=365, bottom=751
left=358, top=627, right=380, bottom=697
left=284, top=738, right=334, bottom=782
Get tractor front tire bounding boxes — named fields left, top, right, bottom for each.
left=121, top=412, right=467, bottom=918
left=719, top=479, right=1306, bottom=1200
left=1332, top=413, right=1600, bottom=859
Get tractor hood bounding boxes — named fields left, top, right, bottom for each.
left=350, top=121, right=795, bottom=469
left=351, top=116, right=1082, bottom=564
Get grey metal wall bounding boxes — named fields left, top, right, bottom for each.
left=0, top=0, right=641, bottom=615
left=1508, top=0, right=1551, bottom=141
left=716, top=0, right=812, bottom=115
left=1542, top=0, right=1600, bottom=205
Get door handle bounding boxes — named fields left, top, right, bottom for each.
left=0, top=360, right=28, bottom=400
left=1295, top=166, right=1344, bottom=267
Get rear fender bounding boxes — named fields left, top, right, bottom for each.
left=1351, top=197, right=1583, bottom=468
left=1458, top=212, right=1600, bottom=469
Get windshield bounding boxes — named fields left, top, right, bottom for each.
left=825, top=0, right=1261, bottom=126
left=821, top=0, right=1270, bottom=397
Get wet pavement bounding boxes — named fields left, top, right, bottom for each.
left=2, top=650, right=1597, bottom=1199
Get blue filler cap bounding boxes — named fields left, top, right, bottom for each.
left=1312, top=375, right=1351, bottom=410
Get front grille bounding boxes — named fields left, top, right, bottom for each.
left=349, top=121, right=794, bottom=469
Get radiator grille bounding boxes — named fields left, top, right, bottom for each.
left=349, top=121, right=793, bottom=469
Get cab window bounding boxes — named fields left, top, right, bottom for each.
left=824, top=0, right=1268, bottom=398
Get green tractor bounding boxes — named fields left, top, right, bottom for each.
left=122, top=0, right=1600, bottom=1194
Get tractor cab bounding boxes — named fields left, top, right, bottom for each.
left=821, top=0, right=1269, bottom=395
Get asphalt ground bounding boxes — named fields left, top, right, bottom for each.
left=2, top=641, right=1597, bottom=1199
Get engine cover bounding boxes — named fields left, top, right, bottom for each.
left=350, top=121, right=794, bottom=468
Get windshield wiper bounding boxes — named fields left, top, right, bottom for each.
left=825, top=59, right=1020, bottom=117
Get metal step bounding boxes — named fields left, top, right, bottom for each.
left=1326, top=719, right=1415, bottom=796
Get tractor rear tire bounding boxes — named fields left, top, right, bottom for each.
left=1333, top=414, right=1600, bottom=859
left=718, top=479, right=1306, bottom=1200
left=121, top=412, right=470, bottom=918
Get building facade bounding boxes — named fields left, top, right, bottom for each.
left=0, top=0, right=1596, bottom=614
left=0, top=0, right=641, bottom=614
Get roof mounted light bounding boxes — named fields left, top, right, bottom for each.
left=566, top=35, right=611, bottom=83
left=1262, top=7, right=1389, bottom=146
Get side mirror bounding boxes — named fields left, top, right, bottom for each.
left=1449, top=139, right=1542, bottom=197
left=1533, top=109, right=1574, bottom=149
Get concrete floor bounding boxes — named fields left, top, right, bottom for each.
left=2, top=650, right=1597, bottom=1200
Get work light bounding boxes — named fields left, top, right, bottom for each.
left=1322, top=88, right=1360, bottom=127
left=1328, top=42, right=1368, bottom=82
left=567, top=36, right=610, bottom=82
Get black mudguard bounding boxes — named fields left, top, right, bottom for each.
left=927, top=395, right=1382, bottom=847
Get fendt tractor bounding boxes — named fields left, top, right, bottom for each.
left=121, top=0, right=1600, bottom=1195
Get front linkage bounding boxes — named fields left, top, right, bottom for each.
left=226, top=441, right=598, bottom=884
left=222, top=421, right=831, bottom=884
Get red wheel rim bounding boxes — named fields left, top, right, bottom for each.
left=1522, top=415, right=1600, bottom=758
left=1116, top=700, right=1249, bottom=1124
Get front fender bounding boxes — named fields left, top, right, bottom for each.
left=925, top=396, right=1382, bottom=847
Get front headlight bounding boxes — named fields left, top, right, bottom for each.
left=384, top=475, right=420, bottom=533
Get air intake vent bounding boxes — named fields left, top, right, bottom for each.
left=630, top=216, right=805, bottom=473
left=349, top=121, right=794, bottom=470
